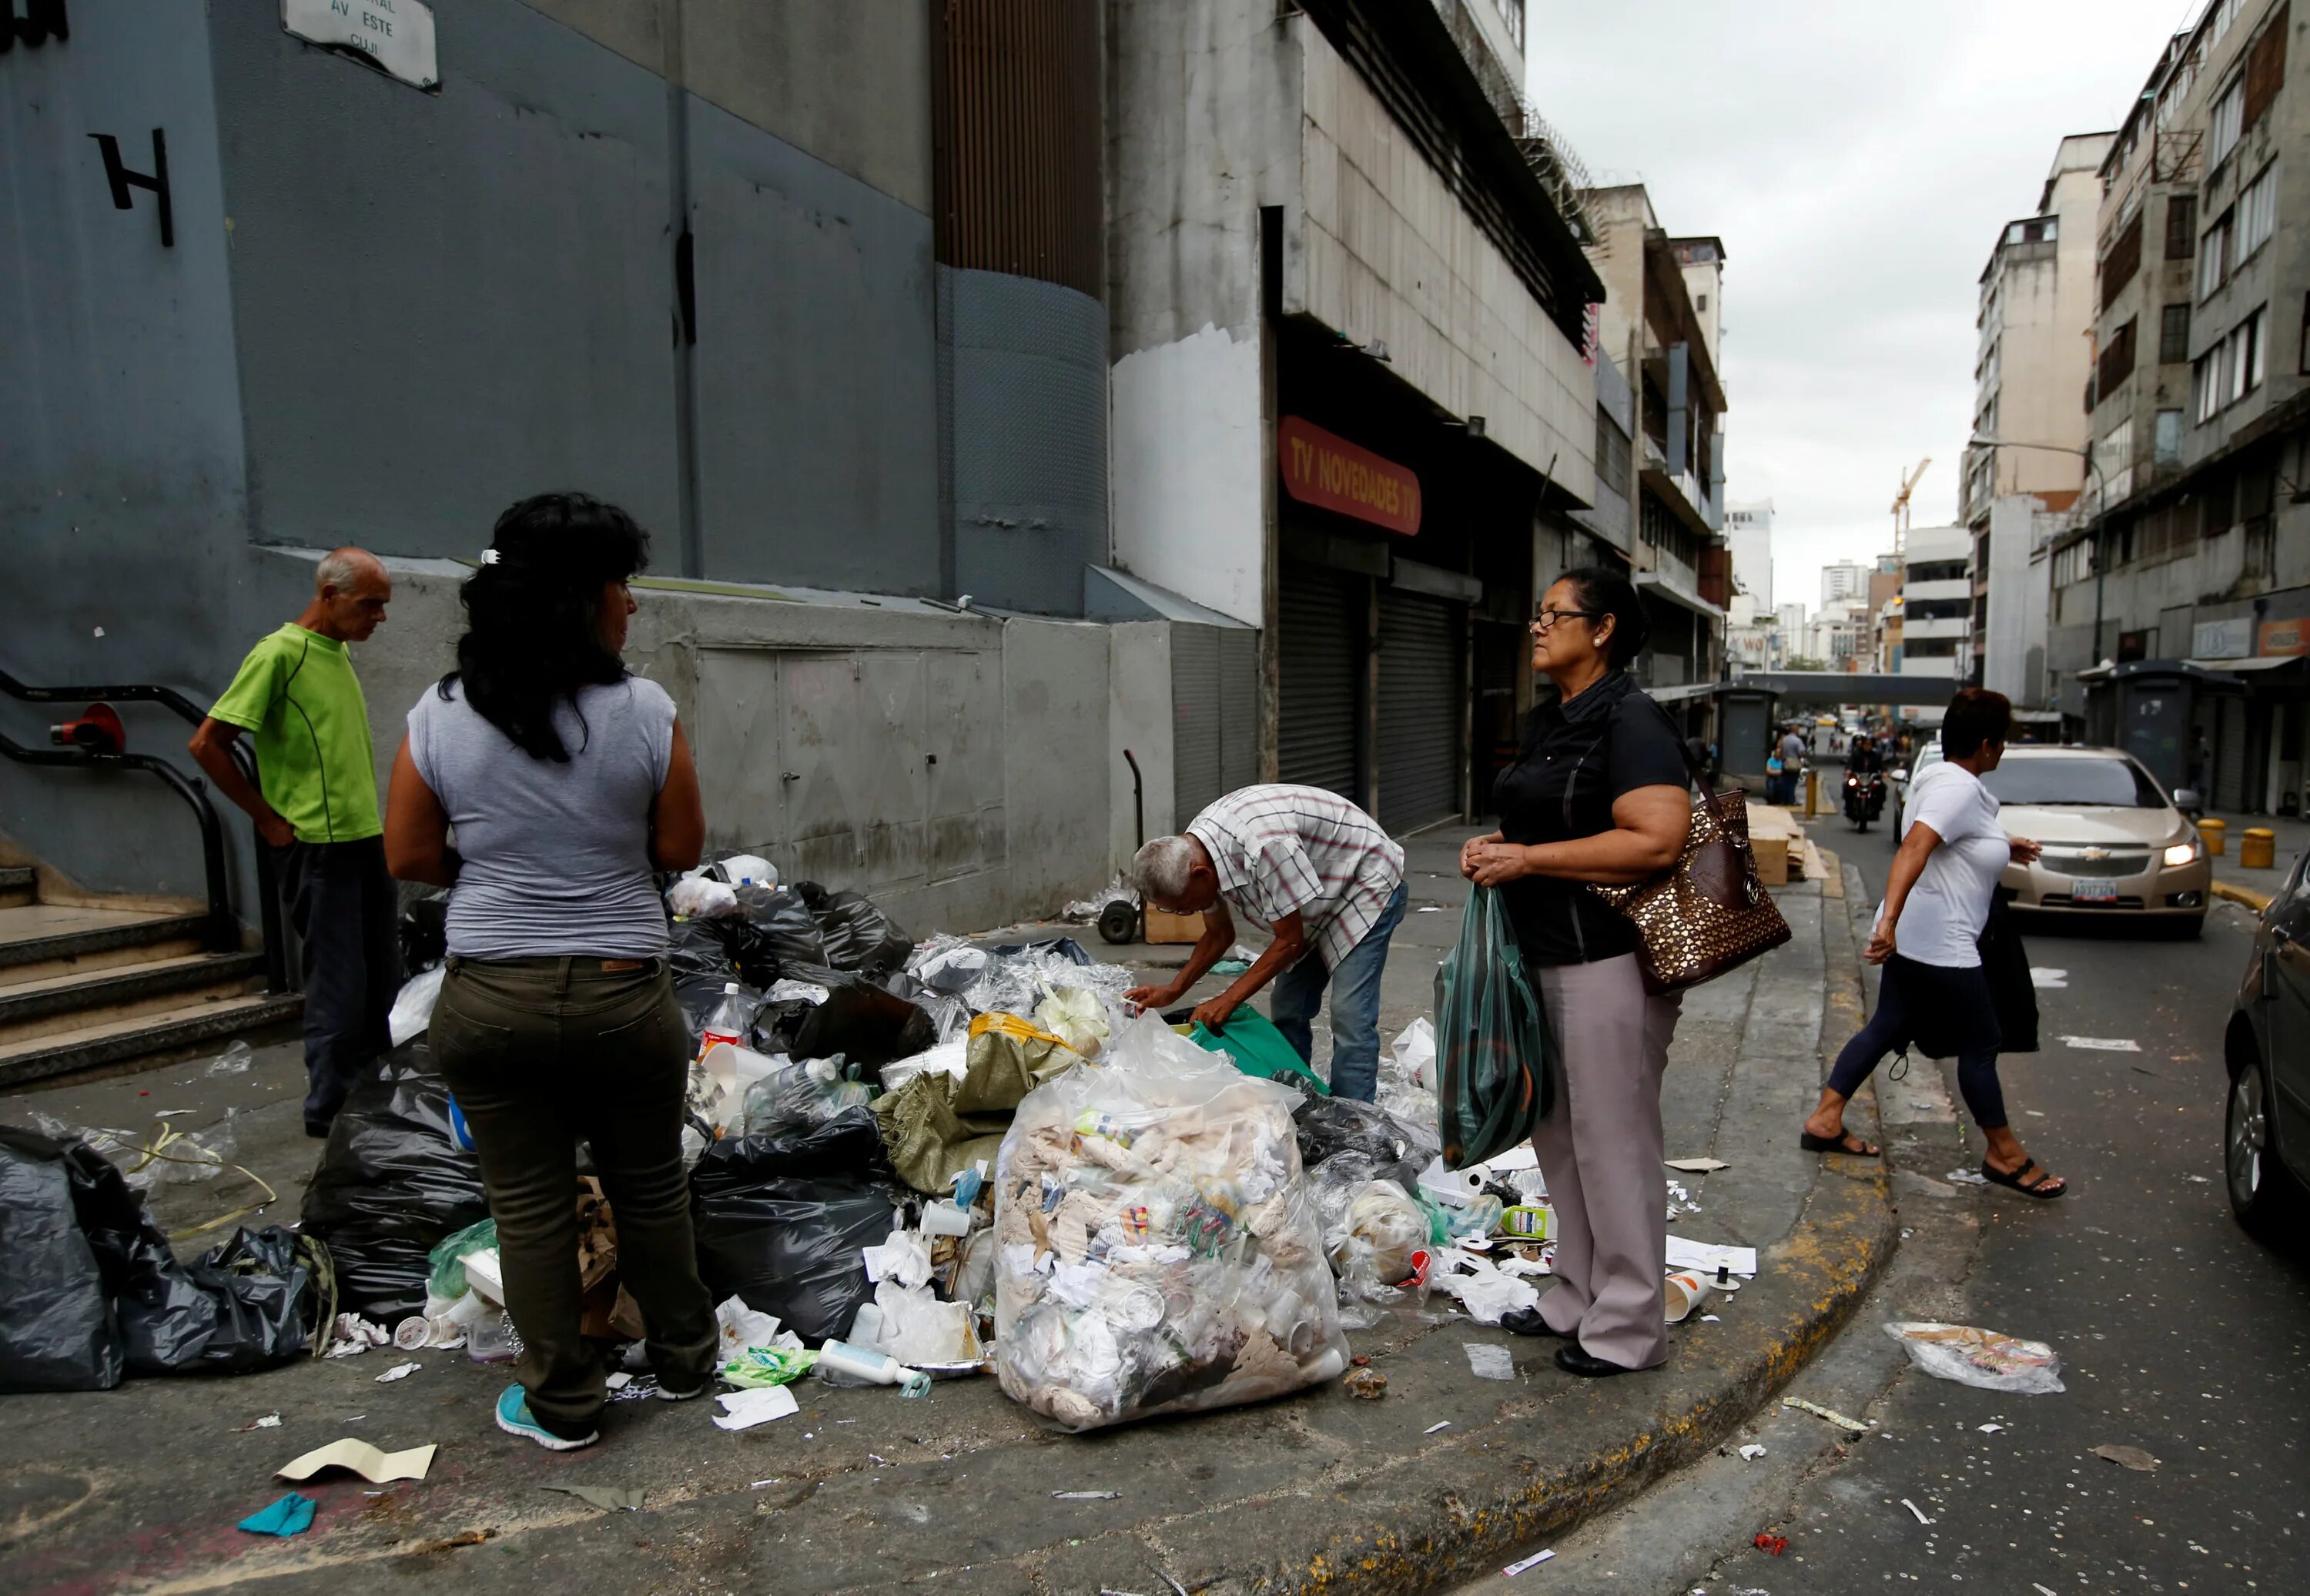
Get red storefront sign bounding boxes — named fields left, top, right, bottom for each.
left=1278, top=416, right=1421, bottom=537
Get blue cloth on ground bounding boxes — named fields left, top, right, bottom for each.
left=238, top=1492, right=316, bottom=1537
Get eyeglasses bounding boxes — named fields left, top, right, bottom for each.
left=1531, top=607, right=1602, bottom=631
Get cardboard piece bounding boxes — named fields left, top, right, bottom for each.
left=277, top=1440, right=437, bottom=1484
left=1141, top=907, right=1207, bottom=945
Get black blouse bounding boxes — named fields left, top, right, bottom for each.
left=1489, top=670, right=1692, bottom=965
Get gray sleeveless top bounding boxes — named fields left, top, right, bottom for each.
left=407, top=677, right=675, bottom=959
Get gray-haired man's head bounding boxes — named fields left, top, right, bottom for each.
left=1131, top=834, right=1218, bottom=912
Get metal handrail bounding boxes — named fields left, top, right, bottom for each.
left=0, top=666, right=286, bottom=985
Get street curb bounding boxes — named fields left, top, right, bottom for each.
left=2211, top=878, right=2272, bottom=913
left=1167, top=880, right=1900, bottom=1596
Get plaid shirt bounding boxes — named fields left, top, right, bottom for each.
left=1186, top=785, right=1405, bottom=969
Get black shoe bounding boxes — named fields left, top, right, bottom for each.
left=1501, top=1307, right=1568, bottom=1338
left=1555, top=1342, right=1632, bottom=1379
left=305, top=1121, right=332, bottom=1140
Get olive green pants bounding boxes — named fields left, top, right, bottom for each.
left=432, top=955, right=717, bottom=1439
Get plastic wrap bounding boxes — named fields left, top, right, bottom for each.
left=704, top=1109, right=893, bottom=1183
left=1433, top=886, right=1552, bottom=1169
left=667, top=875, right=741, bottom=919
left=300, top=1043, right=491, bottom=1321
left=739, top=1056, right=873, bottom=1136
left=992, top=1013, right=1349, bottom=1433
left=690, top=1137, right=898, bottom=1345
left=1883, top=1321, right=2065, bottom=1394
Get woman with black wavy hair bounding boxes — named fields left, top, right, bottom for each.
left=383, top=492, right=718, bottom=1450
left=1460, top=567, right=1695, bottom=1377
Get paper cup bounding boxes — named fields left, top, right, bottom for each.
left=1662, top=1270, right=1712, bottom=1324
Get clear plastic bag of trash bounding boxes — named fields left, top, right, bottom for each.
left=388, top=965, right=446, bottom=1048
left=667, top=875, right=741, bottom=919
left=1033, top=986, right=1110, bottom=1059
left=715, top=854, right=777, bottom=888
left=1883, top=1321, right=2065, bottom=1394
left=205, top=1039, right=255, bottom=1077
left=741, top=1056, right=872, bottom=1136
left=992, top=1012, right=1348, bottom=1433
left=72, top=1113, right=239, bottom=1190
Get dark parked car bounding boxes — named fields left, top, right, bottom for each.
left=2225, top=845, right=2310, bottom=1237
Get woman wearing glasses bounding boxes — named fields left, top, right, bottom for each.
left=1458, top=569, right=1693, bottom=1377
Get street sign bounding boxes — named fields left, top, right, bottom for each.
left=282, top=0, right=438, bottom=92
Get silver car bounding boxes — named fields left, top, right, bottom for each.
left=1981, top=747, right=2211, bottom=935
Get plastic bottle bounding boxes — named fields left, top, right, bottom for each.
left=700, top=982, right=751, bottom=1059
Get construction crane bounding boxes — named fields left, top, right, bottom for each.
left=1890, top=457, right=1932, bottom=557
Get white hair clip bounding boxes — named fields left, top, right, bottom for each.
left=480, top=548, right=501, bottom=564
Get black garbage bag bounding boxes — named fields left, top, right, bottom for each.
left=690, top=1141, right=896, bottom=1344
left=300, top=1042, right=490, bottom=1321
left=2, top=1127, right=317, bottom=1388
left=698, top=1107, right=892, bottom=1183
left=986, top=936, right=1096, bottom=965
left=1292, top=1094, right=1439, bottom=1191
left=669, top=917, right=750, bottom=1052
left=792, top=980, right=937, bottom=1070
left=398, top=886, right=451, bottom=973
left=812, top=890, right=912, bottom=975
left=0, top=1126, right=122, bottom=1392
left=729, top=885, right=826, bottom=984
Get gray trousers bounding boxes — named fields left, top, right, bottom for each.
left=1530, top=952, right=1682, bottom=1370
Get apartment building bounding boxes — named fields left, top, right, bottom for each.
left=1581, top=187, right=1732, bottom=704
left=1725, top=499, right=1776, bottom=614
left=1902, top=525, right=1974, bottom=701
left=2051, top=0, right=2310, bottom=810
left=1820, top=561, right=1870, bottom=607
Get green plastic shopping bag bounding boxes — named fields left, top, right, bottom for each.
left=1433, top=885, right=1551, bottom=1169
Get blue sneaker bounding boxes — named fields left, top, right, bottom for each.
left=494, top=1384, right=597, bottom=1451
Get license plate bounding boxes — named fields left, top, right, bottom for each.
left=2071, top=878, right=2119, bottom=903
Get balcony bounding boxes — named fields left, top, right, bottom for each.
left=1903, top=616, right=1969, bottom=641
left=1903, top=578, right=1972, bottom=603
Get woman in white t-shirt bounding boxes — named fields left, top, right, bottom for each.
left=1796, top=690, right=2067, bottom=1200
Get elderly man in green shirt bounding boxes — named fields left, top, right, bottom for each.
left=189, top=550, right=398, bottom=1136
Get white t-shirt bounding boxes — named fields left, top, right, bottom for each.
left=1880, top=761, right=2007, bottom=968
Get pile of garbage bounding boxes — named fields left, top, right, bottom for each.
left=4, top=852, right=1756, bottom=1428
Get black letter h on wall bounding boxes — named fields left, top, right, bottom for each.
left=88, top=129, right=172, bottom=248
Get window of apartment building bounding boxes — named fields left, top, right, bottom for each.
left=2242, top=6, right=2289, bottom=129
left=2160, top=302, right=2193, bottom=364
left=1495, top=0, right=1525, bottom=50
left=2097, top=416, right=2137, bottom=483
left=2053, top=538, right=2094, bottom=587
left=2164, top=192, right=2198, bottom=259
left=2098, top=316, right=2139, bottom=396
left=2237, top=162, right=2278, bottom=260
left=2101, top=212, right=2144, bottom=310
left=2198, top=208, right=2233, bottom=299
left=2208, top=77, right=2245, bottom=169
left=2231, top=306, right=2266, bottom=400
left=2200, top=468, right=2236, bottom=537
left=2155, top=408, right=2185, bottom=464
left=1594, top=407, right=1632, bottom=492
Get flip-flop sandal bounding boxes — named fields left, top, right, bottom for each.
left=1980, top=1159, right=2066, bottom=1200
left=1800, top=1130, right=1880, bottom=1157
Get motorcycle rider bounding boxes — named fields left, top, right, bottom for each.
left=1843, top=735, right=1888, bottom=826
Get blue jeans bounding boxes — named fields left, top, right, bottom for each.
left=1268, top=883, right=1408, bottom=1102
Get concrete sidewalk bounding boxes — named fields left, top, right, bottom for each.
left=0, top=834, right=1895, bottom=1596
left=2200, top=809, right=2305, bottom=912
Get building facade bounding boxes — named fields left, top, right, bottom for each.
left=1820, top=561, right=1870, bottom=608
left=1901, top=525, right=1974, bottom=703
left=2051, top=0, right=2309, bottom=811
left=1725, top=498, right=1776, bottom=615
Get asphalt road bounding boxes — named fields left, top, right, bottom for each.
left=1669, top=814, right=2310, bottom=1594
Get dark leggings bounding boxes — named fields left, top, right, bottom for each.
left=1826, top=955, right=2007, bottom=1130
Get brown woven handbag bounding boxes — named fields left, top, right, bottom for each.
left=1587, top=786, right=1791, bottom=995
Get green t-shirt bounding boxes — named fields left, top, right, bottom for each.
left=208, top=624, right=382, bottom=844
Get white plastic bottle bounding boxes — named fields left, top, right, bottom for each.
left=700, top=981, right=751, bottom=1059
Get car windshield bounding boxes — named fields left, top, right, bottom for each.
left=1980, top=756, right=2164, bottom=808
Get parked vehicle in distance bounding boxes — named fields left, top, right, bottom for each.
left=2224, top=845, right=2310, bottom=1238
left=1981, top=746, right=2211, bottom=934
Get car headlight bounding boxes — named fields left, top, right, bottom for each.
left=2163, top=840, right=2201, bottom=867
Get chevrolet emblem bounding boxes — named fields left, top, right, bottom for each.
left=2080, top=847, right=2111, bottom=861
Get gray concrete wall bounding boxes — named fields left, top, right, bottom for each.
left=520, top=0, right=934, bottom=212
left=209, top=0, right=685, bottom=557
left=0, top=5, right=256, bottom=905
left=942, top=268, right=1110, bottom=614
left=685, top=92, right=940, bottom=591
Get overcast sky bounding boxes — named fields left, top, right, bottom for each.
left=1526, top=0, right=2198, bottom=617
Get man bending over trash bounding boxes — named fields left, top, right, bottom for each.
left=1123, top=785, right=1407, bottom=1102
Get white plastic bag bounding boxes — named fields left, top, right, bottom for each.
left=1883, top=1321, right=2065, bottom=1395
left=718, top=853, right=776, bottom=887
left=668, top=876, right=741, bottom=919
left=389, top=965, right=447, bottom=1047
left=1388, top=1016, right=1436, bottom=1089
left=992, top=1012, right=1349, bottom=1432
left=1033, top=985, right=1110, bottom=1059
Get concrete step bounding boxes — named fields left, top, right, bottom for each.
left=0, top=902, right=211, bottom=985
left=0, top=865, right=34, bottom=908
left=0, top=990, right=304, bottom=1090
left=0, top=949, right=273, bottom=1047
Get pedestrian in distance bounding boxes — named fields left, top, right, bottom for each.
left=1123, top=786, right=1407, bottom=1102
left=1799, top=687, right=2065, bottom=1198
left=189, top=547, right=399, bottom=1138
left=382, top=492, right=718, bottom=1451
left=1462, top=567, right=1693, bottom=1377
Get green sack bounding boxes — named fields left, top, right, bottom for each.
left=1187, top=1008, right=1327, bottom=1096
left=426, top=1217, right=497, bottom=1301
left=1433, top=885, right=1551, bottom=1169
